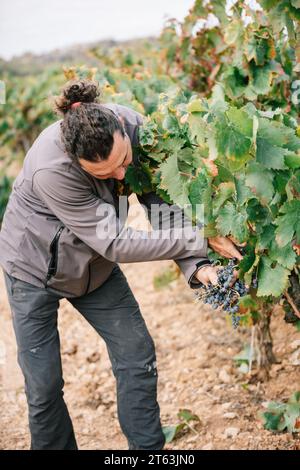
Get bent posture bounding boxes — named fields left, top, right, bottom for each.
left=0, top=80, right=241, bottom=450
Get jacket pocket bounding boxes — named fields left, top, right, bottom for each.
left=16, top=213, right=65, bottom=286
left=46, top=225, right=65, bottom=285
left=45, top=226, right=96, bottom=297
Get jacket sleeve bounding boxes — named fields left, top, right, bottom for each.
left=137, top=191, right=211, bottom=288
left=32, top=168, right=208, bottom=266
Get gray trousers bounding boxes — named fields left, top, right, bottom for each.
left=3, top=265, right=165, bottom=450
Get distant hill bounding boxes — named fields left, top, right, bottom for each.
left=0, top=37, right=158, bottom=76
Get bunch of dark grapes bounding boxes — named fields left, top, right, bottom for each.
left=196, top=259, right=253, bottom=329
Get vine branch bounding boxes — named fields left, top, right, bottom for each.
left=284, top=290, right=300, bottom=320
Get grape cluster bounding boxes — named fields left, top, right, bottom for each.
left=196, top=259, right=249, bottom=329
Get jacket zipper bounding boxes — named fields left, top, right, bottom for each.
left=46, top=226, right=64, bottom=285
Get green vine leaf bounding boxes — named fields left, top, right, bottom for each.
left=159, top=152, right=190, bottom=208
left=245, top=162, right=274, bottom=205
left=216, top=202, right=249, bottom=243
left=257, top=256, right=290, bottom=297
left=125, top=163, right=153, bottom=195
left=215, top=107, right=253, bottom=164
left=275, top=200, right=300, bottom=247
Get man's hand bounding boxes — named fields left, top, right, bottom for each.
left=195, top=263, right=239, bottom=288
left=194, top=265, right=220, bottom=287
left=208, top=236, right=243, bottom=261
left=195, top=236, right=244, bottom=287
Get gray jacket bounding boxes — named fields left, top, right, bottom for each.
left=0, top=103, right=209, bottom=298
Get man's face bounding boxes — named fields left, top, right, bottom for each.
left=79, top=131, right=132, bottom=180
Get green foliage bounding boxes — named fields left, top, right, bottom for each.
left=160, top=0, right=300, bottom=119
left=137, top=88, right=300, bottom=303
left=124, top=161, right=153, bottom=195
left=257, top=256, right=290, bottom=297
left=215, top=108, right=253, bottom=163
left=0, top=68, right=64, bottom=159
left=260, top=392, right=300, bottom=433
left=275, top=200, right=300, bottom=246
left=162, top=409, right=201, bottom=443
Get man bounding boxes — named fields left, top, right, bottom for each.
left=0, top=79, right=241, bottom=450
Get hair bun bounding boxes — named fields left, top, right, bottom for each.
left=71, top=84, right=80, bottom=92
left=53, top=79, right=100, bottom=115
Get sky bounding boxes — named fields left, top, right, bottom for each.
left=0, top=0, right=195, bottom=60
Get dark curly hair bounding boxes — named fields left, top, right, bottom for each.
left=53, top=79, right=125, bottom=162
